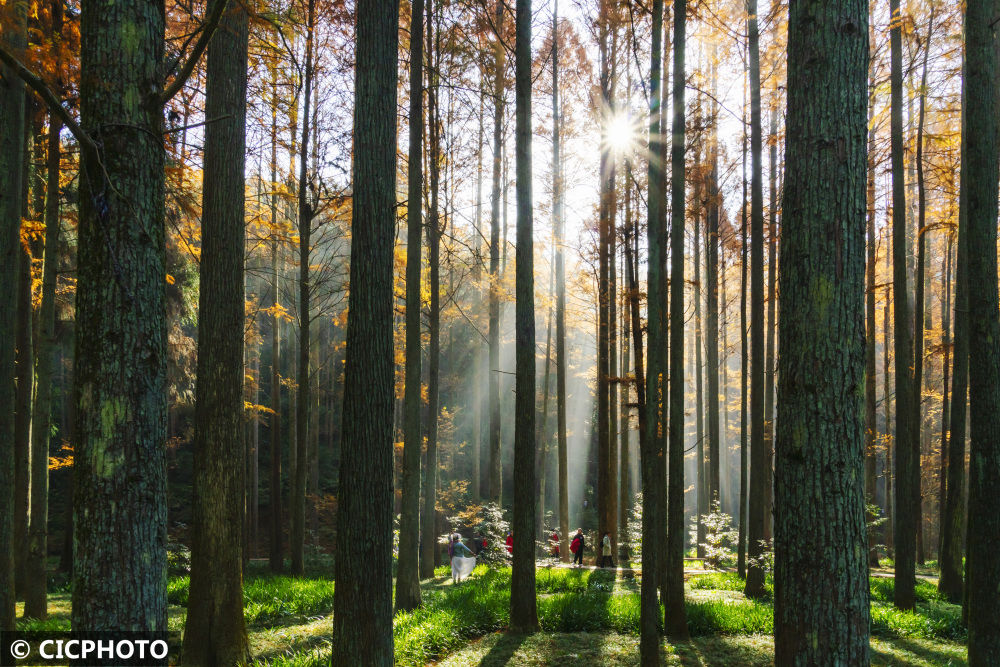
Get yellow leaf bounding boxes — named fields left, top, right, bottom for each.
left=165, top=273, right=175, bottom=285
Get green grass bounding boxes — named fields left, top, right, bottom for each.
left=17, top=565, right=969, bottom=665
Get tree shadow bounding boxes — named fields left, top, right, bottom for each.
left=477, top=631, right=530, bottom=666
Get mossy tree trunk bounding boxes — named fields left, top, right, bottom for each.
left=72, top=0, right=169, bottom=630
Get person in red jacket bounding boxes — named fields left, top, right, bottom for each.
left=505, top=531, right=513, bottom=555
left=570, top=529, right=585, bottom=566
left=550, top=530, right=560, bottom=558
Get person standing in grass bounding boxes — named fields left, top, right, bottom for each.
left=599, top=532, right=614, bottom=568
left=449, top=534, right=476, bottom=583
left=571, top=529, right=585, bottom=566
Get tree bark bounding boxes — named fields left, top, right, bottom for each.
left=0, top=0, right=27, bottom=629
left=641, top=0, right=665, bottom=659
left=939, top=59, right=967, bottom=599
left=182, top=0, right=251, bottom=659
left=510, top=0, right=538, bottom=634
left=964, top=0, right=1000, bottom=659
left=291, top=0, right=316, bottom=576
left=72, top=0, right=168, bottom=629
left=773, top=0, right=871, bottom=661
left=331, top=0, right=398, bottom=661
left=487, top=0, right=505, bottom=504
left=552, top=1, right=570, bottom=563
left=865, top=83, right=880, bottom=567
left=744, top=0, right=767, bottom=600
left=420, top=0, right=442, bottom=581
left=890, top=0, right=917, bottom=611
left=665, top=0, right=689, bottom=639
left=396, top=0, right=424, bottom=612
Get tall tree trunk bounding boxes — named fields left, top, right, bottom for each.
left=182, top=0, right=251, bottom=659
left=619, top=157, right=632, bottom=561
left=865, top=81, right=880, bottom=567
left=884, top=245, right=893, bottom=556
left=964, top=0, right=1000, bottom=659
left=890, top=0, right=917, bottom=611
left=420, top=0, right=441, bottom=581
left=552, top=0, right=570, bottom=562
left=762, top=102, right=777, bottom=542
left=487, top=0, right=504, bottom=503
left=396, top=0, right=424, bottom=612
left=510, top=0, right=538, bottom=633
left=665, top=0, right=689, bottom=639
left=706, top=60, right=720, bottom=508
left=268, top=78, right=284, bottom=571
left=25, top=103, right=62, bottom=619
left=694, top=171, right=706, bottom=558
left=640, top=0, right=664, bottom=660
left=72, top=0, right=169, bottom=629
left=597, top=0, right=616, bottom=564
left=939, top=87, right=966, bottom=597
left=744, top=0, right=767, bottom=600
left=0, top=0, right=26, bottom=629
left=14, top=213, right=32, bottom=601
left=291, top=0, right=316, bottom=576
left=331, top=0, right=399, bottom=661
left=912, top=12, right=933, bottom=569
left=773, top=0, right=871, bottom=661
left=937, top=233, right=952, bottom=562
left=737, top=79, right=748, bottom=581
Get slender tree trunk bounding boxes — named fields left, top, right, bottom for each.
left=641, top=0, right=665, bottom=660
left=665, top=0, right=689, bottom=639
left=552, top=1, right=570, bottom=562
left=694, top=174, right=706, bottom=558
left=744, top=0, right=767, bottom=600
left=291, top=0, right=316, bottom=576
left=939, top=92, right=966, bottom=597
left=331, top=0, right=399, bottom=661
left=14, top=213, right=32, bottom=601
left=488, top=0, right=504, bottom=503
left=396, top=0, right=424, bottom=612
left=25, top=103, right=62, bottom=619
left=762, top=102, right=777, bottom=543
left=597, top=0, right=613, bottom=559
left=738, top=80, right=748, bottom=581
left=268, top=81, right=284, bottom=571
left=420, top=0, right=442, bottom=580
left=0, top=0, right=27, bottom=628
left=964, top=0, right=1000, bottom=659
left=884, top=256, right=894, bottom=556
left=890, top=0, right=917, bottom=611
left=619, top=158, right=632, bottom=562
left=937, top=233, right=952, bottom=562
left=773, top=0, right=871, bottom=661
left=865, top=103, right=881, bottom=567
left=912, top=13, right=934, bottom=569
left=706, top=62, right=720, bottom=508
left=182, top=0, right=251, bottom=659
left=510, top=0, right=538, bottom=633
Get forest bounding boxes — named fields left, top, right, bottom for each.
left=0, top=0, right=999, bottom=664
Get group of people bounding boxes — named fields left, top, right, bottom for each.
left=448, top=527, right=617, bottom=584
left=554, top=529, right=615, bottom=569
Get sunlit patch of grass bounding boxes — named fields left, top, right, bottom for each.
left=869, top=576, right=942, bottom=604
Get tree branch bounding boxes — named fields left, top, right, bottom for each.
left=159, top=0, right=231, bottom=104
left=0, top=44, right=99, bottom=161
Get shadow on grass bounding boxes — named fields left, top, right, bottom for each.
left=477, top=632, right=530, bottom=666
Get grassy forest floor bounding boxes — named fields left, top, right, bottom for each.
left=15, top=562, right=968, bottom=665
